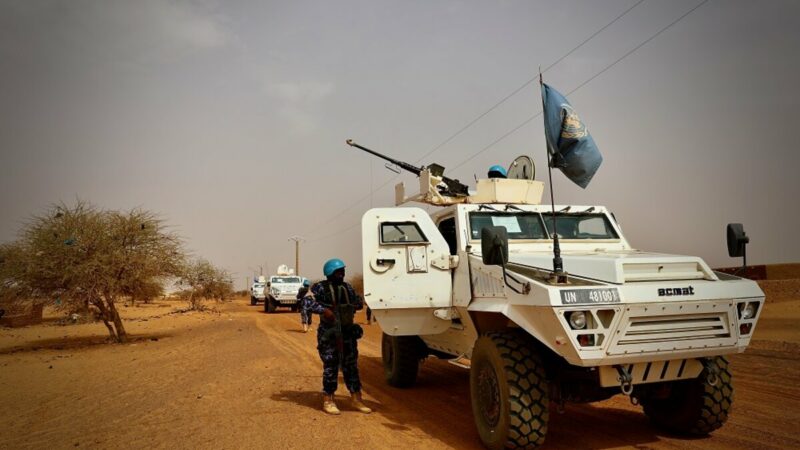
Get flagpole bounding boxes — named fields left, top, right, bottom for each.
left=539, top=71, right=567, bottom=284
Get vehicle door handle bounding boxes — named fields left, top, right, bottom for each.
left=376, top=258, right=396, bottom=266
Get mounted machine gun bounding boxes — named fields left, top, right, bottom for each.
left=346, top=139, right=469, bottom=205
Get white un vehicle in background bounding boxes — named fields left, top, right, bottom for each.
left=250, top=276, right=267, bottom=306
left=264, top=265, right=305, bottom=313
left=352, top=140, right=763, bottom=449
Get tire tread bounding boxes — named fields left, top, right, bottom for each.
left=384, top=334, right=421, bottom=388
left=642, top=356, right=733, bottom=435
left=486, top=332, right=549, bottom=448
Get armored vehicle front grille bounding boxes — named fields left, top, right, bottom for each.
left=620, top=314, right=729, bottom=343
left=607, top=301, right=738, bottom=355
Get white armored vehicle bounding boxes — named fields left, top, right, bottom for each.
left=250, top=275, right=268, bottom=305
left=351, top=140, right=763, bottom=449
left=264, top=265, right=304, bottom=313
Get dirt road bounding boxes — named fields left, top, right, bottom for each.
left=1, top=295, right=799, bottom=449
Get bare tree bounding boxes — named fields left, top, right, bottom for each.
left=178, top=259, right=233, bottom=310
left=0, top=201, right=184, bottom=342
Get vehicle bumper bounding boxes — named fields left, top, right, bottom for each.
left=272, top=294, right=298, bottom=305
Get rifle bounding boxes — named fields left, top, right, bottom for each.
left=335, top=309, right=345, bottom=369
left=346, top=139, right=469, bottom=197
left=320, top=285, right=352, bottom=368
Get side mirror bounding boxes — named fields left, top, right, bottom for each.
left=481, top=226, right=509, bottom=266
left=726, top=223, right=750, bottom=276
left=726, top=223, right=749, bottom=257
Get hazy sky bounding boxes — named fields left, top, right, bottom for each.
left=2, top=0, right=799, bottom=289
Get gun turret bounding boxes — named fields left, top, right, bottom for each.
left=346, top=139, right=469, bottom=197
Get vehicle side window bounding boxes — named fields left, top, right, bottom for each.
left=437, top=217, right=457, bottom=255
left=380, top=222, right=428, bottom=244
left=469, top=212, right=547, bottom=240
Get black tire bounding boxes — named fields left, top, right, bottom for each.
left=642, top=356, right=733, bottom=435
left=265, top=298, right=277, bottom=313
left=470, top=332, right=549, bottom=450
left=250, top=296, right=257, bottom=306
left=382, top=333, right=422, bottom=388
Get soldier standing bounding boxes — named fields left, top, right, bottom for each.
left=310, top=258, right=372, bottom=415
left=297, top=279, right=313, bottom=333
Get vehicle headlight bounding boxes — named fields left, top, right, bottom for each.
left=567, top=311, right=587, bottom=330
left=739, top=302, right=756, bottom=320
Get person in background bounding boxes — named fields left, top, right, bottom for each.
left=298, top=279, right=313, bottom=333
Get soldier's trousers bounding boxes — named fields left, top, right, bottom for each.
left=300, top=309, right=312, bottom=325
left=317, top=327, right=361, bottom=394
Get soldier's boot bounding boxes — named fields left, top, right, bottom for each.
left=323, top=394, right=340, bottom=415
left=351, top=392, right=372, bottom=414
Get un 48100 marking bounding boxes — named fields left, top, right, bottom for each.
left=560, top=288, right=621, bottom=304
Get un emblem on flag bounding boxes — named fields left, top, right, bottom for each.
left=560, top=104, right=588, bottom=139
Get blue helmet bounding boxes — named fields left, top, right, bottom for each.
left=302, top=279, right=310, bottom=287
left=488, top=165, right=507, bottom=178
left=323, top=258, right=346, bottom=277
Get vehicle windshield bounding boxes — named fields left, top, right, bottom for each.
left=468, top=211, right=619, bottom=240
left=253, top=283, right=265, bottom=288
left=469, top=212, right=548, bottom=240
left=271, top=277, right=301, bottom=284
left=542, top=213, right=619, bottom=239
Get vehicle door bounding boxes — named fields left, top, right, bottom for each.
left=362, top=207, right=454, bottom=336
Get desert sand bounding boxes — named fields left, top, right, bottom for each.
left=1, top=278, right=799, bottom=450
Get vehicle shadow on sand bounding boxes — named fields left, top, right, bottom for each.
left=547, top=402, right=708, bottom=449
left=358, top=354, right=703, bottom=450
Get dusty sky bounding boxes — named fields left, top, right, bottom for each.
left=1, top=0, right=798, bottom=290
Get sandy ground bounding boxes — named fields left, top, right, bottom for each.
left=1, top=280, right=799, bottom=450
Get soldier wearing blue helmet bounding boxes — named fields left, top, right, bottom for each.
left=309, top=258, right=372, bottom=415
left=488, top=164, right=508, bottom=179
left=297, top=278, right=314, bottom=333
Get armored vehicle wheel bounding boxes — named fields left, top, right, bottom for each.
left=382, top=333, right=422, bottom=388
left=470, top=332, right=549, bottom=450
left=250, top=296, right=257, bottom=306
left=642, top=356, right=733, bottom=435
left=265, top=298, right=277, bottom=313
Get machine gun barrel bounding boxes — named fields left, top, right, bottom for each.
left=346, top=139, right=469, bottom=197
left=346, top=139, right=422, bottom=176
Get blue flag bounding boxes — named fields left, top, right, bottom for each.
left=541, top=83, right=602, bottom=188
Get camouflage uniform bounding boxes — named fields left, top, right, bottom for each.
left=310, top=280, right=364, bottom=394
left=297, top=286, right=313, bottom=325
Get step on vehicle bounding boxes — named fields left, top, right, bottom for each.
left=351, top=140, right=763, bottom=449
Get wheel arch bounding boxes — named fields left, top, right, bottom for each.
left=469, top=311, right=514, bottom=335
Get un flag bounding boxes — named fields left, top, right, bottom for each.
left=541, top=83, right=602, bottom=188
